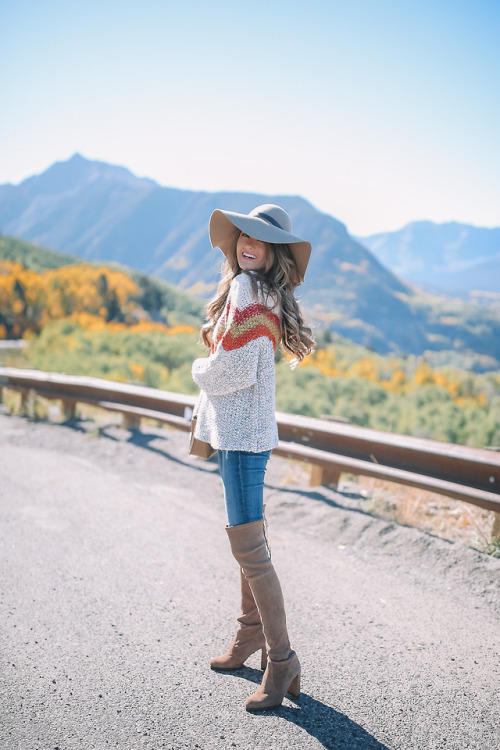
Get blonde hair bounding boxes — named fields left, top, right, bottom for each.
left=200, top=241, right=315, bottom=365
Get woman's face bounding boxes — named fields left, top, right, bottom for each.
left=236, top=232, right=269, bottom=271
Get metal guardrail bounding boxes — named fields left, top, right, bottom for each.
left=1, top=367, right=499, bottom=518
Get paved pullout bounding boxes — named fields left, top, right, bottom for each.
left=0, top=411, right=498, bottom=750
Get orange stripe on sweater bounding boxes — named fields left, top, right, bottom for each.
left=213, top=303, right=281, bottom=353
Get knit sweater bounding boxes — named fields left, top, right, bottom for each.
left=191, top=272, right=281, bottom=452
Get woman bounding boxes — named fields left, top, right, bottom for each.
left=191, top=204, right=315, bottom=711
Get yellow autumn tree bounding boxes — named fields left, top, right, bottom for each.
left=349, top=357, right=378, bottom=381
left=0, top=263, right=140, bottom=338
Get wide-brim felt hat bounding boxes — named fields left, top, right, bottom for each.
left=209, top=203, right=311, bottom=281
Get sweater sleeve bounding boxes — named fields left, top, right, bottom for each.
left=191, top=274, right=281, bottom=397
left=192, top=338, right=261, bottom=396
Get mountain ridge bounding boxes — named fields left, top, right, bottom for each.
left=1, top=155, right=499, bottom=364
left=359, top=220, right=500, bottom=296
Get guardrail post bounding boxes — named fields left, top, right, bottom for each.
left=20, top=389, right=30, bottom=412
left=309, top=463, right=341, bottom=488
left=60, top=398, right=77, bottom=420
left=492, top=513, right=500, bottom=540
left=122, top=413, right=141, bottom=430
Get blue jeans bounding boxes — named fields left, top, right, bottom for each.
left=218, top=450, right=272, bottom=527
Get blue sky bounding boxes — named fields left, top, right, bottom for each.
left=1, top=0, right=499, bottom=235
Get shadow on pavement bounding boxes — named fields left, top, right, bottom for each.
left=264, top=481, right=391, bottom=524
left=264, top=482, right=345, bottom=509
left=124, top=427, right=221, bottom=473
left=57, top=418, right=220, bottom=474
left=216, top=666, right=390, bottom=750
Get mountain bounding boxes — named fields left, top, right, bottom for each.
left=0, top=154, right=420, bottom=350
left=358, top=221, right=500, bottom=296
left=1, top=154, right=500, bottom=365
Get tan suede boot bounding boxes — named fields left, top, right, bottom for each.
left=245, top=651, right=300, bottom=711
left=225, top=519, right=301, bottom=710
left=210, top=567, right=267, bottom=670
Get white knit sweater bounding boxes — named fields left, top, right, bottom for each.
left=191, top=272, right=281, bottom=452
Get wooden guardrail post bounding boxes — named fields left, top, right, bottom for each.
left=492, top=513, right=500, bottom=540
left=122, top=413, right=141, bottom=430
left=60, top=398, right=77, bottom=420
left=309, top=464, right=341, bottom=488
left=20, top=389, right=31, bottom=413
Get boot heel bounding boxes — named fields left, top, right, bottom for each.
left=260, top=648, right=268, bottom=670
left=288, top=672, right=301, bottom=696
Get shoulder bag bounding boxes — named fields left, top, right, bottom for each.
left=189, top=415, right=216, bottom=460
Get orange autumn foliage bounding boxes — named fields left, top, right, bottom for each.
left=0, top=263, right=138, bottom=337
left=0, top=262, right=197, bottom=342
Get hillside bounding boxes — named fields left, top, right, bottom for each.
left=1, top=155, right=500, bottom=364
left=359, top=221, right=500, bottom=296
left=0, top=234, right=204, bottom=329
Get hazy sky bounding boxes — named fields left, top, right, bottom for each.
left=1, top=0, right=499, bottom=235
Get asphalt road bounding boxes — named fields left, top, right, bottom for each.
left=0, top=410, right=499, bottom=750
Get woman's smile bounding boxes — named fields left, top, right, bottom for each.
left=237, top=232, right=268, bottom=270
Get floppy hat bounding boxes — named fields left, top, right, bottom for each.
left=209, top=204, right=312, bottom=281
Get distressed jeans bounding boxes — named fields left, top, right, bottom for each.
left=218, top=450, right=272, bottom=527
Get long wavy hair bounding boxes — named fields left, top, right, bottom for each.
left=200, top=240, right=315, bottom=365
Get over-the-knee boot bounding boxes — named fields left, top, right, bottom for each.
left=210, top=567, right=267, bottom=670
left=225, top=519, right=301, bottom=710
